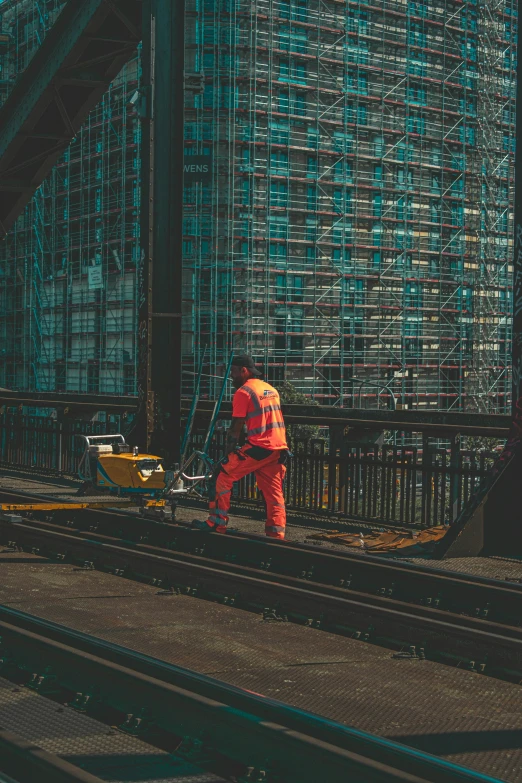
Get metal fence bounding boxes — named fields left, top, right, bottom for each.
left=0, top=412, right=121, bottom=475
left=0, top=412, right=498, bottom=528
left=195, top=432, right=497, bottom=528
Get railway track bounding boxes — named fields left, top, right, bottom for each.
left=0, top=727, right=105, bottom=783
left=0, top=603, right=505, bottom=783
left=1, top=488, right=522, bottom=681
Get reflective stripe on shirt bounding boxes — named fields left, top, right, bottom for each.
left=246, top=403, right=281, bottom=420
left=248, top=421, right=286, bottom=436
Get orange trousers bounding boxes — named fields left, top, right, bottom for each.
left=207, top=445, right=287, bottom=538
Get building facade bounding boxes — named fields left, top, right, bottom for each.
left=0, top=0, right=516, bottom=410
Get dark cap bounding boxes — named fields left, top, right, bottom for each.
left=231, top=354, right=262, bottom=376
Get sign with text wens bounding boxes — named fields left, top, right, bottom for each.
left=183, top=154, right=212, bottom=183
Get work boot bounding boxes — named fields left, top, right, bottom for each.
left=191, top=519, right=226, bottom=534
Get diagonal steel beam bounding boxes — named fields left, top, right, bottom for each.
left=0, top=0, right=142, bottom=236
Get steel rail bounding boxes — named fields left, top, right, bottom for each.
left=0, top=728, right=105, bottom=783
left=1, top=488, right=521, bottom=628
left=0, top=605, right=503, bottom=783
left=2, top=516, right=522, bottom=681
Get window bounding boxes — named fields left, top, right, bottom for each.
left=278, top=91, right=289, bottom=113
left=462, top=10, right=477, bottom=30
left=292, top=0, right=308, bottom=21
left=333, top=188, right=343, bottom=212
left=460, top=124, right=475, bottom=145
left=346, top=70, right=368, bottom=94
left=294, top=92, right=306, bottom=115
left=408, top=22, right=427, bottom=47
left=291, top=276, right=304, bottom=302
left=408, top=52, right=428, bottom=76
left=397, top=168, right=413, bottom=186
left=280, top=0, right=290, bottom=18
left=450, top=151, right=464, bottom=170
left=450, top=202, right=464, bottom=226
left=295, top=62, right=306, bottom=82
left=278, top=89, right=306, bottom=115
left=334, top=131, right=354, bottom=153
left=269, top=215, right=288, bottom=238
left=374, top=164, right=383, bottom=182
left=270, top=181, right=288, bottom=206
left=275, top=273, right=286, bottom=300
left=279, top=26, right=290, bottom=50
left=408, top=83, right=427, bottom=105
left=409, top=1, right=427, bottom=16
left=407, top=111, right=425, bottom=134
left=271, top=121, right=289, bottom=144
left=217, top=272, right=230, bottom=298
left=333, top=160, right=345, bottom=182
left=307, top=157, right=317, bottom=177
left=431, top=147, right=442, bottom=166
left=342, top=278, right=365, bottom=306
left=279, top=58, right=306, bottom=83
left=307, top=185, right=316, bottom=209
left=373, top=193, right=382, bottom=217
left=503, top=131, right=515, bottom=152
left=451, top=177, right=464, bottom=193
left=404, top=317, right=422, bottom=354
left=462, top=287, right=472, bottom=312
left=269, top=243, right=286, bottom=265
left=429, top=231, right=441, bottom=251
left=270, top=150, right=289, bottom=172
left=461, top=39, right=477, bottom=61
left=405, top=282, right=421, bottom=309
left=357, top=104, right=367, bottom=125
left=373, top=136, right=385, bottom=156
left=306, top=216, right=316, bottom=240
left=220, top=85, right=238, bottom=109
left=307, top=128, right=319, bottom=148
left=332, top=248, right=352, bottom=269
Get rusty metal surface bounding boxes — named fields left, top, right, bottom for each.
left=0, top=677, right=224, bottom=782
left=0, top=557, right=521, bottom=782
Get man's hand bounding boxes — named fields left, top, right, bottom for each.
left=226, top=417, right=246, bottom=454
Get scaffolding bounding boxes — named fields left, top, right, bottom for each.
left=0, top=0, right=516, bottom=411
left=182, top=0, right=515, bottom=410
left=0, top=0, right=140, bottom=394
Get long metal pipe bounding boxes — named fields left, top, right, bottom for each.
left=512, top=0, right=522, bottom=424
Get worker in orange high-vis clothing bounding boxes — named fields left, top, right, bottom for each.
left=192, top=354, right=289, bottom=539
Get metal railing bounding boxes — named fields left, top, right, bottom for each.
left=0, top=406, right=505, bottom=529
left=0, top=412, right=121, bottom=475
left=199, top=432, right=498, bottom=528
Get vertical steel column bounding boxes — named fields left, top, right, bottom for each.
left=137, top=0, right=184, bottom=463
left=136, top=2, right=155, bottom=453
left=512, top=2, right=522, bottom=424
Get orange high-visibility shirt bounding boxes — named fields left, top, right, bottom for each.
left=232, top=379, right=288, bottom=450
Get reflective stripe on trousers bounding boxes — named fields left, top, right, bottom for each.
left=206, top=446, right=286, bottom=539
